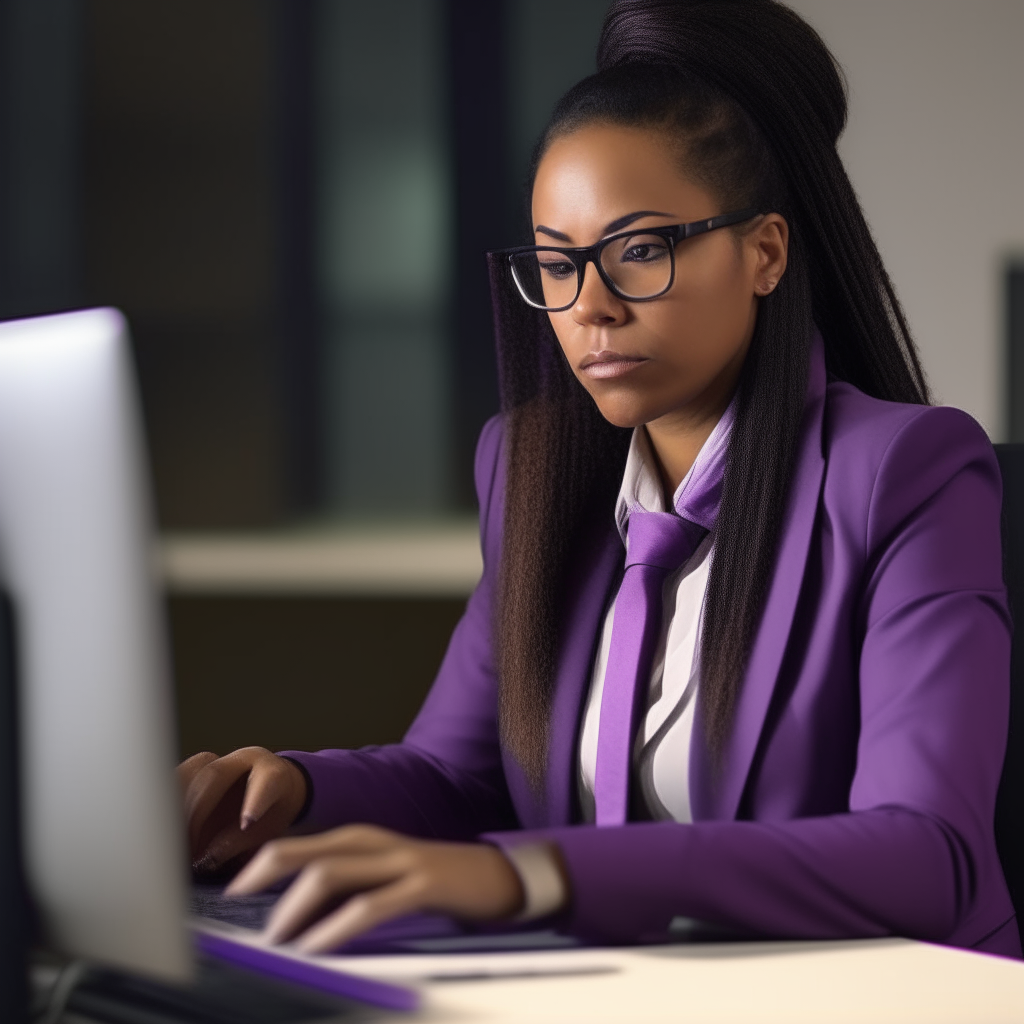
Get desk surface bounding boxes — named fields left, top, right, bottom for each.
left=329, top=937, right=1023, bottom=1023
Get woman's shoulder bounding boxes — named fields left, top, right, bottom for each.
left=824, top=379, right=991, bottom=458
left=822, top=380, right=1001, bottom=539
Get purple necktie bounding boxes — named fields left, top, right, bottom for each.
left=593, top=511, right=708, bottom=825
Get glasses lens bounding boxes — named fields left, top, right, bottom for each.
left=599, top=233, right=673, bottom=299
left=509, top=250, right=579, bottom=310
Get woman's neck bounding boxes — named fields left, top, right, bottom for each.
left=644, top=391, right=732, bottom=505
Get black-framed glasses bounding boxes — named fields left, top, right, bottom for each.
left=494, top=208, right=760, bottom=312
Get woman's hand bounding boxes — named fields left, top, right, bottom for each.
left=178, top=747, right=309, bottom=874
left=224, top=824, right=527, bottom=953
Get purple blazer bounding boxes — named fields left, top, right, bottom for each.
left=284, top=341, right=1020, bottom=958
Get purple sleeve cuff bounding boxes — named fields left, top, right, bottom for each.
left=277, top=755, right=314, bottom=826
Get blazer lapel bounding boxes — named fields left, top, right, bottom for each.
left=544, top=521, right=623, bottom=825
left=690, top=337, right=828, bottom=821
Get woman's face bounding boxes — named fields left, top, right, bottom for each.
left=531, top=123, right=788, bottom=431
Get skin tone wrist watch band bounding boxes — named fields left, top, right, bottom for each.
left=501, top=841, right=569, bottom=922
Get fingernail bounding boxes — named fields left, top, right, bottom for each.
left=240, top=814, right=256, bottom=832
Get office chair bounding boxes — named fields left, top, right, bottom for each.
left=995, top=444, right=1024, bottom=924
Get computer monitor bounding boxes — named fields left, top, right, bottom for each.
left=0, top=308, right=190, bottom=983
left=0, top=309, right=428, bottom=1024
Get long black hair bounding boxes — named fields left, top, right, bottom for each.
left=492, top=0, right=930, bottom=788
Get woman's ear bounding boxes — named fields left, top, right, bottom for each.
left=750, top=213, right=789, bottom=296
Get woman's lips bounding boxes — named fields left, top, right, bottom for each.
left=580, top=354, right=649, bottom=380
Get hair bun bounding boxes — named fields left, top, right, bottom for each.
left=597, top=0, right=847, bottom=150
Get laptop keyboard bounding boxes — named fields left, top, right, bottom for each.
left=191, top=883, right=280, bottom=931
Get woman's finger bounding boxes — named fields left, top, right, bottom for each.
left=193, top=805, right=292, bottom=875
left=238, top=756, right=303, bottom=831
left=310, top=823, right=400, bottom=852
left=264, top=822, right=399, bottom=854
left=295, top=875, right=428, bottom=954
left=177, top=751, right=219, bottom=793
left=227, top=826, right=404, bottom=895
left=261, top=852, right=411, bottom=944
left=184, top=747, right=277, bottom=853
left=184, top=757, right=249, bottom=848
left=226, top=835, right=323, bottom=896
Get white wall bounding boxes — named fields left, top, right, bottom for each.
left=787, top=0, right=1024, bottom=438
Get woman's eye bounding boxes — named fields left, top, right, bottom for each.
left=539, top=259, right=576, bottom=280
left=621, top=243, right=668, bottom=263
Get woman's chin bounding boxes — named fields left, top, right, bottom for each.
left=588, top=400, right=655, bottom=431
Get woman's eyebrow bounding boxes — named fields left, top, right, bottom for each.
left=534, top=210, right=676, bottom=244
left=603, top=210, right=675, bottom=234
left=534, top=224, right=572, bottom=242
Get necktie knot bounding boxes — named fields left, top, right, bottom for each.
left=625, top=511, right=707, bottom=573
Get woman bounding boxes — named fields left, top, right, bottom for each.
left=181, top=0, right=1020, bottom=957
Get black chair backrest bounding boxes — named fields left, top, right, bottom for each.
left=994, top=444, right=1024, bottom=919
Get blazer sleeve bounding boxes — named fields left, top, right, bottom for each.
left=486, top=407, right=1015, bottom=950
left=279, top=415, right=518, bottom=840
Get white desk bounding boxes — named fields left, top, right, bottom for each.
left=327, top=938, right=1024, bottom=1023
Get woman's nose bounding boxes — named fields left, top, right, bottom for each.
left=572, top=262, right=626, bottom=327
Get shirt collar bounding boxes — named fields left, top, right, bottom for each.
left=614, top=396, right=736, bottom=544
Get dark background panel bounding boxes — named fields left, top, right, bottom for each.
left=170, top=595, right=466, bottom=758
left=447, top=0, right=511, bottom=508
left=81, top=0, right=315, bottom=527
left=1008, top=263, right=1024, bottom=444
left=0, top=0, right=83, bottom=320
left=0, top=0, right=613, bottom=528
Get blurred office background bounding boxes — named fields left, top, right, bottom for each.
left=1, top=0, right=1022, bottom=757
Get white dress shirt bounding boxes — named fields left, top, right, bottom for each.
left=503, top=414, right=732, bottom=919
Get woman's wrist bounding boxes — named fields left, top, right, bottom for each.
left=277, top=755, right=313, bottom=826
